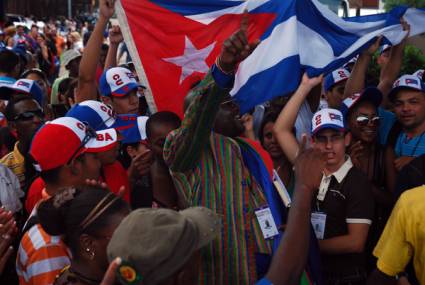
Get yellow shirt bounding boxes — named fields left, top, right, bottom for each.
left=0, top=142, right=25, bottom=188
left=373, top=185, right=425, bottom=283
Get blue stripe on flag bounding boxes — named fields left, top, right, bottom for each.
left=150, top=0, right=244, bottom=16
left=234, top=55, right=301, bottom=114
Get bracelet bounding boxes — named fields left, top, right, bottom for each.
left=215, top=57, right=235, bottom=75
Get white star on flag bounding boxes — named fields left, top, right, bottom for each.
left=163, top=36, right=216, bottom=84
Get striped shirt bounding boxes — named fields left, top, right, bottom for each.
left=16, top=224, right=71, bottom=285
left=0, top=142, right=26, bottom=188
left=164, top=72, right=272, bottom=285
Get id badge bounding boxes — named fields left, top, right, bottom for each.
left=311, top=212, right=327, bottom=240
left=255, top=207, right=279, bottom=239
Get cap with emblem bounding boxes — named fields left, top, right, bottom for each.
left=388, top=74, right=425, bottom=102
left=30, top=117, right=118, bottom=172
left=340, top=87, right=383, bottom=117
left=311, top=108, right=345, bottom=135
left=0, top=79, right=44, bottom=105
left=99, top=67, right=139, bottom=97
left=107, top=207, right=221, bottom=285
left=323, top=68, right=350, bottom=93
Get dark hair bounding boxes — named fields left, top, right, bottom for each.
left=259, top=112, right=279, bottom=146
left=21, top=68, right=48, bottom=83
left=0, top=49, right=19, bottom=74
left=39, top=166, right=62, bottom=185
left=4, top=93, right=38, bottom=121
left=58, top=77, right=74, bottom=95
left=38, top=186, right=129, bottom=255
left=146, top=111, right=181, bottom=139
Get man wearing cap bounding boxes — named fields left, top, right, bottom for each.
left=388, top=74, right=425, bottom=171
left=323, top=68, right=351, bottom=109
left=25, top=100, right=129, bottom=213
left=309, top=108, right=374, bottom=284
left=108, top=207, right=221, bottom=285
left=1, top=94, right=44, bottom=189
left=275, top=79, right=374, bottom=283
left=17, top=117, right=118, bottom=285
left=61, top=49, right=82, bottom=79
left=65, top=100, right=131, bottom=202
left=76, top=0, right=140, bottom=116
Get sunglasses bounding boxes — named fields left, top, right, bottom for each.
left=13, top=109, right=45, bottom=121
left=67, top=124, right=97, bottom=164
left=356, top=115, right=380, bottom=127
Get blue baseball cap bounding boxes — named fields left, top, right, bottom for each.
left=388, top=74, right=425, bottom=102
left=116, top=115, right=149, bottom=144
left=66, top=100, right=116, bottom=131
left=0, top=79, right=44, bottom=105
left=99, top=67, right=139, bottom=97
left=340, top=87, right=383, bottom=117
left=323, top=68, right=350, bottom=93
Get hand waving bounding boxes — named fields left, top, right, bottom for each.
left=218, top=11, right=260, bottom=73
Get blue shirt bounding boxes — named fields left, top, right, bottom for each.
left=378, top=107, right=396, bottom=146
left=256, top=278, right=273, bottom=285
left=395, top=132, right=425, bottom=157
left=0, top=76, right=16, bottom=86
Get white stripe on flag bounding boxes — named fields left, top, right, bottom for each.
left=115, top=0, right=158, bottom=113
left=186, top=0, right=271, bottom=25
left=231, top=16, right=299, bottom=96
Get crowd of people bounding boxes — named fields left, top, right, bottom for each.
left=0, top=0, right=424, bottom=284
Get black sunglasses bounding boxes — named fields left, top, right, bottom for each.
left=67, top=124, right=97, bottom=165
left=13, top=109, right=45, bottom=121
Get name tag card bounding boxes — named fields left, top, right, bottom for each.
left=255, top=207, right=279, bottom=239
left=311, top=212, right=327, bottom=240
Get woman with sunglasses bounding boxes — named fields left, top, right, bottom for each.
left=37, top=186, right=130, bottom=285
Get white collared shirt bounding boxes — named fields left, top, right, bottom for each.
left=317, top=156, right=353, bottom=201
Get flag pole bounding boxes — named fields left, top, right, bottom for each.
left=115, top=0, right=158, bottom=113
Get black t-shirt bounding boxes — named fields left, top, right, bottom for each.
left=395, top=154, right=425, bottom=197
left=314, top=167, right=374, bottom=275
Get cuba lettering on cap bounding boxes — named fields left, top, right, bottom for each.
left=323, top=68, right=350, bottom=93
left=30, top=117, right=119, bottom=172
left=99, top=67, right=139, bottom=97
left=66, top=100, right=116, bottom=131
left=311, top=108, right=345, bottom=135
left=388, top=74, right=425, bottom=101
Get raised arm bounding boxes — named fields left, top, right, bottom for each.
left=378, top=22, right=410, bottom=107
left=343, top=37, right=381, bottom=98
left=76, top=0, right=114, bottom=103
left=273, top=73, right=322, bottom=165
left=265, top=145, right=326, bottom=285
left=104, top=26, right=123, bottom=69
left=164, top=13, right=258, bottom=172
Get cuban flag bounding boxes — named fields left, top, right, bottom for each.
left=116, top=0, right=425, bottom=115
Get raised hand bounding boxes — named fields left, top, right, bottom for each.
left=294, top=134, right=326, bottom=191
left=109, top=25, right=124, bottom=45
left=99, top=0, right=116, bottom=20
left=300, top=73, right=323, bottom=90
left=218, top=11, right=260, bottom=73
